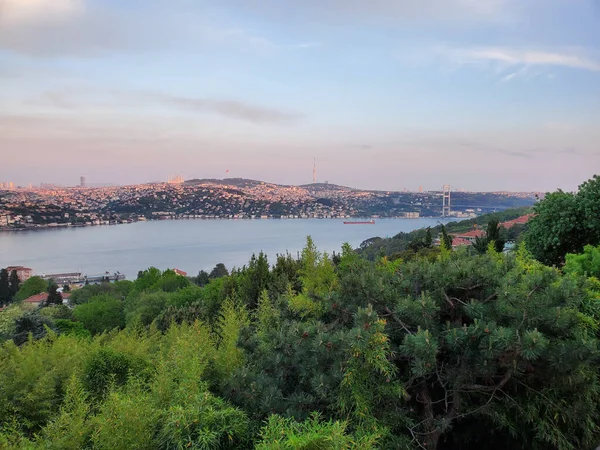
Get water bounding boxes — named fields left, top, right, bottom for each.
left=0, top=218, right=456, bottom=278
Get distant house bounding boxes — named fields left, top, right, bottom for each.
left=453, top=229, right=486, bottom=243
left=451, top=237, right=473, bottom=248
left=5, top=266, right=33, bottom=281
left=173, top=268, right=188, bottom=277
left=22, top=292, right=71, bottom=307
left=450, top=214, right=533, bottom=246
left=500, top=214, right=534, bottom=229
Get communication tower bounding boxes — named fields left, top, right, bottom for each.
left=313, top=158, right=317, bottom=184
left=442, top=185, right=451, bottom=217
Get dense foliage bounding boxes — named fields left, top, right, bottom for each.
left=358, top=207, right=531, bottom=261
left=1, top=236, right=599, bottom=449
left=1, top=179, right=599, bottom=449
left=525, top=175, right=600, bottom=266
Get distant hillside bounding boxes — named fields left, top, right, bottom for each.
left=357, top=206, right=533, bottom=261
left=299, top=183, right=358, bottom=192
left=184, top=178, right=285, bottom=189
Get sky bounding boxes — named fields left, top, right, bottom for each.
left=1, top=0, right=599, bottom=192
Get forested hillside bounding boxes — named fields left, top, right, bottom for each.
left=1, top=176, right=600, bottom=449
left=357, top=206, right=532, bottom=261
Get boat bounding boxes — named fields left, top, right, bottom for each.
left=343, top=220, right=375, bottom=224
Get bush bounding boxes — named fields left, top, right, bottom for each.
left=69, top=283, right=121, bottom=305
left=157, top=393, right=249, bottom=449
left=73, top=295, right=125, bottom=335
left=82, top=348, right=145, bottom=399
left=12, top=313, right=56, bottom=346
left=14, top=277, right=47, bottom=302
left=0, top=304, right=35, bottom=342
left=54, top=320, right=91, bottom=339
left=124, top=291, right=168, bottom=327
left=39, top=304, right=73, bottom=320
left=89, top=379, right=159, bottom=450
left=0, top=333, right=90, bottom=434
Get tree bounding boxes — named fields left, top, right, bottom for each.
left=210, top=263, right=229, bottom=279
left=424, top=227, right=433, bottom=248
left=577, top=174, right=600, bottom=243
left=564, top=244, right=600, bottom=278
left=239, top=252, right=271, bottom=309
left=12, top=312, right=57, bottom=345
left=0, top=269, right=11, bottom=306
left=15, top=276, right=47, bottom=301
left=72, top=296, right=125, bottom=334
left=388, top=252, right=600, bottom=449
left=8, top=270, right=20, bottom=300
left=486, top=218, right=505, bottom=253
left=195, top=270, right=210, bottom=287
left=440, top=224, right=453, bottom=251
left=46, top=284, right=63, bottom=306
left=472, top=219, right=505, bottom=254
left=525, top=176, right=600, bottom=266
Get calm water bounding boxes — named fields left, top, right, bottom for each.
left=0, top=218, right=457, bottom=278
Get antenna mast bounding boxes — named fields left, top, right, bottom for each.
left=313, top=158, right=316, bottom=184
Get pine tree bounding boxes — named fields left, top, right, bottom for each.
left=424, top=227, right=433, bottom=248
left=46, top=283, right=63, bottom=306
left=440, top=225, right=453, bottom=252
left=9, top=270, right=20, bottom=300
left=0, top=268, right=10, bottom=306
left=486, top=218, right=505, bottom=253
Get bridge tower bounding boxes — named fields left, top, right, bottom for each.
left=442, top=185, right=451, bottom=217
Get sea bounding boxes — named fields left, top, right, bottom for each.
left=0, top=218, right=458, bottom=279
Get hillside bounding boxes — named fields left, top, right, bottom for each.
left=357, top=206, right=533, bottom=260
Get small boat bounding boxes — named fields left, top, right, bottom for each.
left=343, top=220, right=375, bottom=224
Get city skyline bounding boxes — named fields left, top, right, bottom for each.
left=1, top=0, right=599, bottom=192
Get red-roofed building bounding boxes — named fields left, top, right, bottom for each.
left=5, top=266, right=33, bottom=281
left=453, top=229, right=486, bottom=243
left=173, top=268, right=188, bottom=277
left=22, top=292, right=71, bottom=307
left=452, top=237, right=473, bottom=248
left=500, top=214, right=534, bottom=229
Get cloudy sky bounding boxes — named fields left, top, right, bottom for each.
left=1, top=0, right=599, bottom=191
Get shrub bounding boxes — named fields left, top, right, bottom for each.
left=73, top=295, right=125, bottom=334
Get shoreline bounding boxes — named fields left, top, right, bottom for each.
left=0, top=215, right=457, bottom=233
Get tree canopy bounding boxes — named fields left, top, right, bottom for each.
left=526, top=174, right=600, bottom=266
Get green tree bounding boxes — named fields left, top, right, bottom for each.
left=239, top=252, right=271, bottom=309
left=72, top=295, right=125, bottom=334
left=525, top=187, right=589, bottom=266
left=564, top=244, right=600, bottom=278
left=440, top=224, right=453, bottom=252
left=124, top=291, right=168, bottom=327
left=12, top=312, right=57, bottom=345
left=424, top=227, right=433, bottom=248
left=473, top=219, right=506, bottom=254
left=14, top=276, right=48, bottom=301
left=577, top=174, right=600, bottom=243
left=486, top=218, right=505, bottom=253
left=46, top=284, right=63, bottom=306
left=0, top=268, right=11, bottom=306
left=8, top=270, right=20, bottom=300
left=194, top=270, right=210, bottom=287
left=390, top=253, right=600, bottom=449
left=210, top=263, right=229, bottom=279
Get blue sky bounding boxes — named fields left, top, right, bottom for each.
left=1, top=0, right=599, bottom=191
